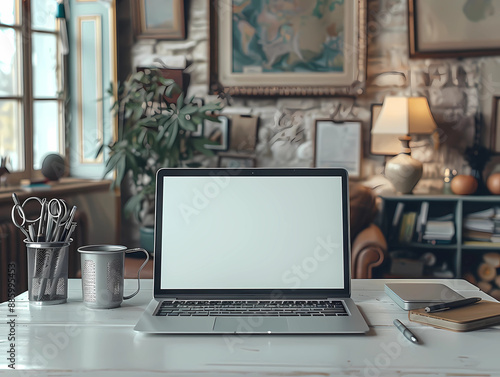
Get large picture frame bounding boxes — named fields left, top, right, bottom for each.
left=491, top=96, right=500, bottom=154
left=313, top=119, right=362, bottom=178
left=132, top=0, right=185, bottom=40
left=209, top=0, right=367, bottom=97
left=408, top=0, right=500, bottom=58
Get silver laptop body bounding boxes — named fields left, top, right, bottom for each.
left=134, top=168, right=369, bottom=334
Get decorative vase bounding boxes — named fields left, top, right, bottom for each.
left=384, top=136, right=423, bottom=194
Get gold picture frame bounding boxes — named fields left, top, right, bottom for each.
left=209, top=0, right=367, bottom=97
left=133, top=0, right=185, bottom=40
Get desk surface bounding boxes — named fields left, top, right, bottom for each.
left=1, top=279, right=499, bottom=376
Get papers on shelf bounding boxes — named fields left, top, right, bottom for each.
left=423, top=220, right=455, bottom=241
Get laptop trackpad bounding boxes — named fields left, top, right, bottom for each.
left=213, top=317, right=289, bottom=333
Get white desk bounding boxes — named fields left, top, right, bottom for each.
left=1, top=279, right=499, bottom=376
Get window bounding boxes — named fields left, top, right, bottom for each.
left=0, top=0, right=65, bottom=182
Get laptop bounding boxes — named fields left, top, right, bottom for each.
left=134, top=168, right=369, bottom=334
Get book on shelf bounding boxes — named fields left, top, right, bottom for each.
left=398, top=212, right=417, bottom=243
left=415, top=201, right=429, bottom=243
left=463, top=218, right=496, bottom=233
left=390, top=202, right=405, bottom=242
left=463, top=229, right=500, bottom=243
left=422, top=220, right=455, bottom=242
left=409, top=300, right=500, bottom=332
left=465, top=207, right=500, bottom=220
left=463, top=240, right=500, bottom=247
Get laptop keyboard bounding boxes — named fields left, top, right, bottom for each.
left=155, top=300, right=348, bottom=317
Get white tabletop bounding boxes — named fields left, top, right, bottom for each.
left=1, top=279, right=499, bottom=376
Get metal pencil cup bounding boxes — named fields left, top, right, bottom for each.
left=78, top=245, right=149, bottom=309
left=26, top=240, right=71, bottom=305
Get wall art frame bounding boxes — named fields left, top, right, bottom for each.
left=313, top=119, right=362, bottom=178
left=132, top=0, right=186, bottom=40
left=204, top=115, right=229, bottom=151
left=209, top=0, right=367, bottom=97
left=491, top=96, right=500, bottom=154
left=408, top=0, right=500, bottom=58
left=217, top=153, right=257, bottom=168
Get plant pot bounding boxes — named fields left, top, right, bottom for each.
left=139, top=226, right=155, bottom=254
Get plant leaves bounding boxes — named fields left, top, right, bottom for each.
left=180, top=104, right=198, bottom=115
left=191, top=138, right=216, bottom=157
left=199, top=103, right=223, bottom=112
left=95, top=143, right=104, bottom=159
left=166, top=120, right=179, bottom=149
left=157, top=115, right=176, bottom=141
left=176, top=92, right=185, bottom=110
left=123, top=191, right=145, bottom=219
left=178, top=114, right=196, bottom=132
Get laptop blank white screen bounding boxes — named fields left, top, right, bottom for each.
left=160, top=175, right=345, bottom=290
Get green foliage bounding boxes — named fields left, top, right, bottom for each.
left=100, top=68, right=223, bottom=222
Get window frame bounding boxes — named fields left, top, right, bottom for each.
left=0, top=0, right=66, bottom=184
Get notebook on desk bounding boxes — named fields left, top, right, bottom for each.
left=134, top=168, right=369, bottom=334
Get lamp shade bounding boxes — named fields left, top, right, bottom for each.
left=371, top=97, right=437, bottom=155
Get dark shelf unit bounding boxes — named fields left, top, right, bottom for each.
left=379, top=194, right=500, bottom=278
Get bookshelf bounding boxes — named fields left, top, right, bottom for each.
left=379, top=195, right=500, bottom=284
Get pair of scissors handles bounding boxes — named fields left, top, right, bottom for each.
left=47, top=199, right=70, bottom=225
left=11, top=195, right=45, bottom=226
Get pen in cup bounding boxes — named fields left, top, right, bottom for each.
left=393, top=319, right=419, bottom=344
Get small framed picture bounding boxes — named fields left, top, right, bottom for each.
left=218, top=154, right=256, bottom=168
left=204, top=115, right=229, bottom=151
left=132, top=0, right=186, bottom=40
left=313, top=119, right=362, bottom=178
left=191, top=98, right=204, bottom=137
left=228, top=114, right=259, bottom=152
left=408, top=0, right=500, bottom=58
left=491, top=96, right=500, bottom=154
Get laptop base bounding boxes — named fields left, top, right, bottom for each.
left=134, top=298, right=369, bottom=334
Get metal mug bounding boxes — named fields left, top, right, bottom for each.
left=78, top=245, right=150, bottom=309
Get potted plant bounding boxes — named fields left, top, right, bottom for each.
left=99, top=68, right=222, bottom=250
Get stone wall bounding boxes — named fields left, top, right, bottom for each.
left=119, top=0, right=500, bottom=194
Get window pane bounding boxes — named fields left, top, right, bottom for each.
left=0, top=0, right=18, bottom=26
left=0, top=27, right=20, bottom=96
left=0, top=100, right=23, bottom=171
left=31, top=0, right=56, bottom=31
left=33, top=100, right=62, bottom=169
left=32, top=32, right=59, bottom=98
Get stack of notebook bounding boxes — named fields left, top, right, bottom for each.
left=409, top=301, right=500, bottom=332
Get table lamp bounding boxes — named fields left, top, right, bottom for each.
left=371, top=96, right=437, bottom=193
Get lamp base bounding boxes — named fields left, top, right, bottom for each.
left=385, top=137, right=423, bottom=194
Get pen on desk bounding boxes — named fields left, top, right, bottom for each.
left=425, top=297, right=481, bottom=313
left=393, top=319, right=419, bottom=344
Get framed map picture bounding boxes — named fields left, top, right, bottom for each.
left=209, top=0, right=367, bottom=97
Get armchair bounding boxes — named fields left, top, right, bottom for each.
left=349, top=182, right=388, bottom=279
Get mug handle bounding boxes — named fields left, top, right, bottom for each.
left=123, top=248, right=150, bottom=300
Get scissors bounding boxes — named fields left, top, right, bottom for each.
left=11, top=194, right=45, bottom=242
left=45, top=198, right=70, bottom=242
